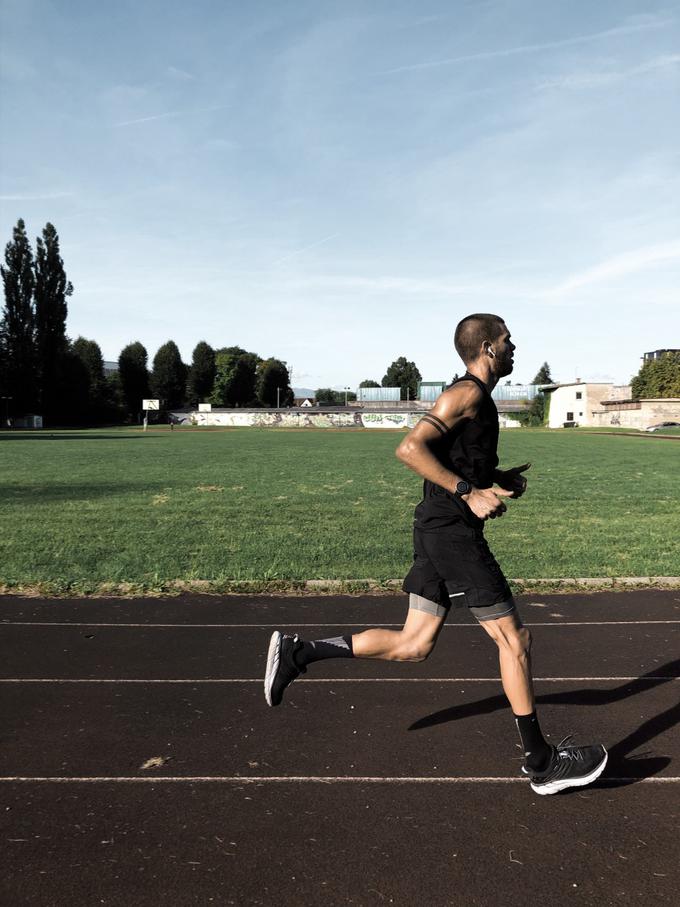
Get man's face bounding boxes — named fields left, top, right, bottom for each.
left=492, top=325, right=515, bottom=377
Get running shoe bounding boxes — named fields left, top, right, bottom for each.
left=523, top=736, right=608, bottom=795
left=264, top=631, right=306, bottom=707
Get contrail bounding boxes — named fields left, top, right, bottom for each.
left=381, top=18, right=672, bottom=74
left=272, top=233, right=339, bottom=266
left=113, top=104, right=230, bottom=127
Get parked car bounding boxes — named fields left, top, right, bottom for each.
left=645, top=421, right=680, bottom=432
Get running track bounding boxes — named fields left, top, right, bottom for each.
left=1, top=591, right=679, bottom=906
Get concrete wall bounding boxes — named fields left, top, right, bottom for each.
left=172, top=408, right=526, bottom=430
left=172, top=409, right=425, bottom=429
left=591, top=398, right=680, bottom=430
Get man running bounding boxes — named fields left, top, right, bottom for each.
left=264, top=313, right=607, bottom=795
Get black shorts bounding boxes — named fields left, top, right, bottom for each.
left=402, top=525, right=513, bottom=614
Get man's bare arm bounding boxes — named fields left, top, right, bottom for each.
left=395, top=383, right=514, bottom=520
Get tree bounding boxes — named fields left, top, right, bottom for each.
left=33, top=222, right=72, bottom=423
left=314, top=388, right=356, bottom=405
left=631, top=353, right=680, bottom=399
left=315, top=388, right=340, bottom=404
left=256, top=358, right=294, bottom=407
left=531, top=362, right=554, bottom=385
left=72, top=337, right=106, bottom=419
left=359, top=379, right=380, bottom=388
left=209, top=347, right=261, bottom=407
left=0, top=219, right=37, bottom=416
left=150, top=340, right=187, bottom=409
left=382, top=357, right=422, bottom=401
left=118, top=342, right=150, bottom=419
left=188, top=341, right=215, bottom=405
left=522, top=391, right=546, bottom=427
left=56, top=350, right=91, bottom=425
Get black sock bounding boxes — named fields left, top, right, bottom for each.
left=294, top=636, right=354, bottom=668
left=514, top=711, right=553, bottom=771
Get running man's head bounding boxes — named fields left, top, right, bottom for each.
left=454, top=313, right=515, bottom=377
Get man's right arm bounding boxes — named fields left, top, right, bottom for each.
left=395, top=383, right=513, bottom=521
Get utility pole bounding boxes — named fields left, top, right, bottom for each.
left=276, top=387, right=281, bottom=409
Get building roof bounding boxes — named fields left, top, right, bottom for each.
left=541, top=382, right=612, bottom=390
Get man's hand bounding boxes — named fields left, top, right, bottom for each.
left=463, top=486, right=515, bottom=520
left=494, top=462, right=531, bottom=499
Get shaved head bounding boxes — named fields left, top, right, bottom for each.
left=454, top=313, right=506, bottom=365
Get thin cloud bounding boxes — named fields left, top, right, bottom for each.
left=547, top=240, right=680, bottom=296
left=0, top=191, right=73, bottom=201
left=290, top=274, right=523, bottom=297
left=272, top=233, right=339, bottom=266
left=166, top=65, right=195, bottom=81
left=538, top=53, right=680, bottom=90
left=381, top=17, right=673, bottom=75
left=113, top=104, right=230, bottom=127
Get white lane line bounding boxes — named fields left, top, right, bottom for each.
left=1, top=621, right=679, bottom=628
left=0, top=775, right=678, bottom=784
left=1, top=677, right=678, bottom=683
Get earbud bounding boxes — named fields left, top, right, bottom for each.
left=489, top=349, right=495, bottom=358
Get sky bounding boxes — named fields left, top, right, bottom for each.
left=1, top=0, right=679, bottom=390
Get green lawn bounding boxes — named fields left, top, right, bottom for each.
left=1, top=426, right=678, bottom=593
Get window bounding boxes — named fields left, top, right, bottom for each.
left=579, top=412, right=583, bottom=417
left=567, top=411, right=574, bottom=421
left=576, top=392, right=582, bottom=400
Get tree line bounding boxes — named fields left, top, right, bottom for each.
left=0, top=220, right=294, bottom=424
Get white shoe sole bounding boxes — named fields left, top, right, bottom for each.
left=530, top=748, right=608, bottom=795
left=264, top=631, right=282, bottom=707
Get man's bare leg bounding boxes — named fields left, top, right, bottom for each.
left=352, top=607, right=446, bottom=662
left=477, top=611, right=534, bottom=714
left=264, top=605, right=445, bottom=706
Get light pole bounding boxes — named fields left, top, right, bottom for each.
left=344, top=386, right=351, bottom=406
left=276, top=387, right=281, bottom=409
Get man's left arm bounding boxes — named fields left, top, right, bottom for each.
left=494, top=462, right=531, bottom=498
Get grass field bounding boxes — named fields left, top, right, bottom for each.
left=1, top=426, right=679, bottom=593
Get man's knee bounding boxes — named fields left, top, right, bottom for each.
left=486, top=620, right=532, bottom=658
left=393, top=634, right=435, bottom=662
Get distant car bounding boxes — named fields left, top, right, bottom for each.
left=645, top=421, right=680, bottom=432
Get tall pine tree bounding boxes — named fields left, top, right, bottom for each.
left=150, top=340, right=187, bottom=409
left=118, top=342, right=150, bottom=420
left=72, top=337, right=107, bottom=421
left=531, top=362, right=554, bottom=384
left=33, top=223, right=72, bottom=423
left=188, top=341, right=216, bottom=405
left=0, top=219, right=37, bottom=416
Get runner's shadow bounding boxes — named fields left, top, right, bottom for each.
left=409, top=658, right=680, bottom=784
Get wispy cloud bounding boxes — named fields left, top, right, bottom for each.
left=112, top=104, right=230, bottom=127
left=166, top=65, right=195, bottom=81
left=381, top=17, right=672, bottom=74
left=272, top=233, right=339, bottom=266
left=0, top=191, right=73, bottom=201
left=547, top=240, right=680, bottom=296
left=538, top=53, right=680, bottom=90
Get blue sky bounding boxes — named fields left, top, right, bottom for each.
left=1, top=0, right=678, bottom=389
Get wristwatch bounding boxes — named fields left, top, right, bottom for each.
left=454, top=480, right=472, bottom=497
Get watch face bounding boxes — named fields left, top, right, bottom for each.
left=456, top=480, right=471, bottom=495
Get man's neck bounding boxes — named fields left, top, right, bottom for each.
left=465, top=361, right=499, bottom=393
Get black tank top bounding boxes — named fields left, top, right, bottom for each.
left=415, top=373, right=499, bottom=531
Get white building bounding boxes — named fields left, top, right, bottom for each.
left=543, top=382, right=614, bottom=428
